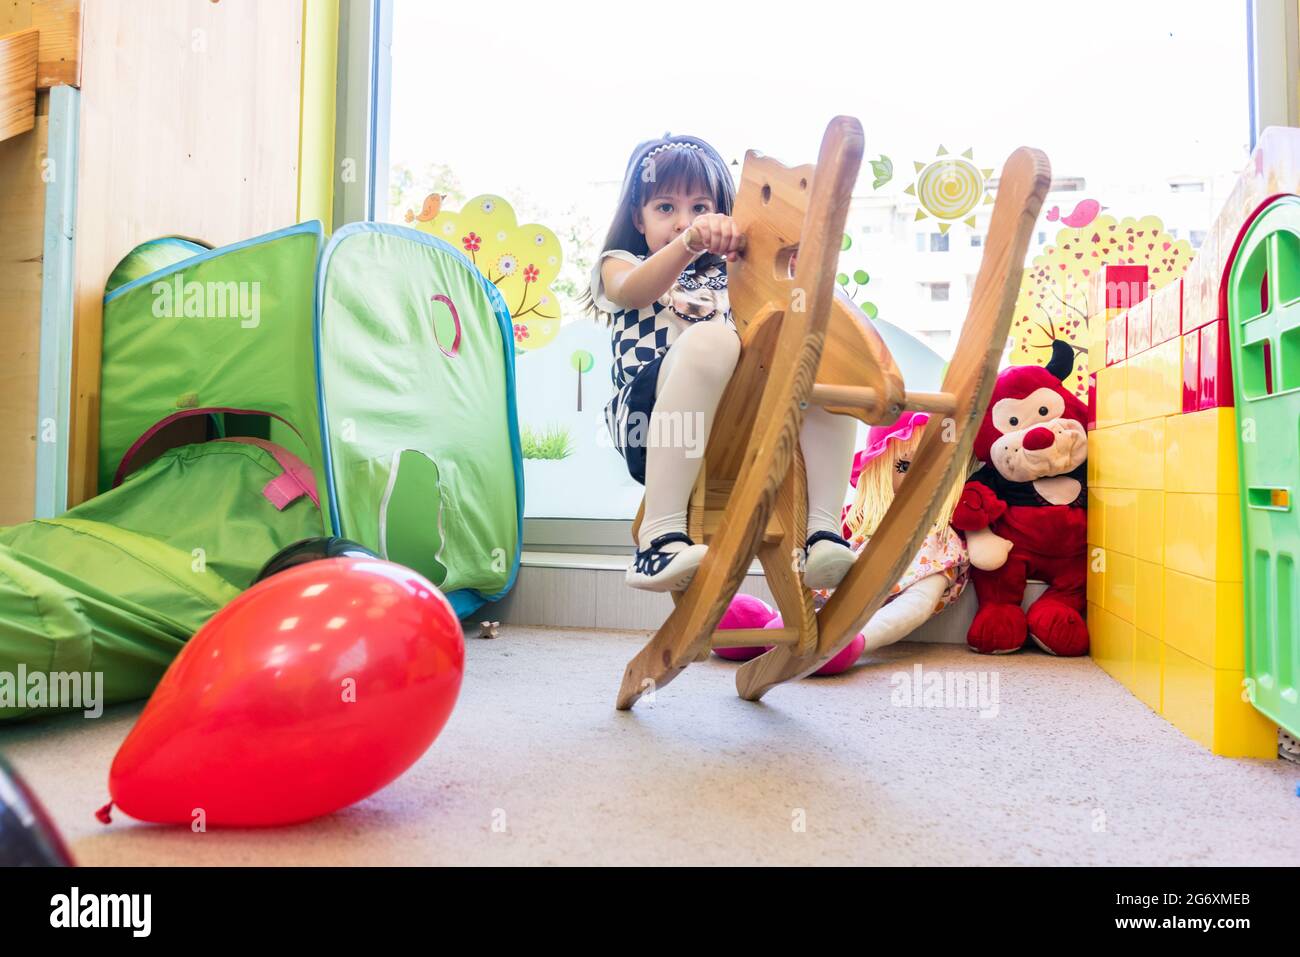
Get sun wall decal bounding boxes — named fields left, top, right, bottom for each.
left=904, top=146, right=994, bottom=234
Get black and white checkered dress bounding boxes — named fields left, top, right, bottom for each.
left=590, top=249, right=735, bottom=484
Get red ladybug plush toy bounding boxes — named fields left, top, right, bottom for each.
left=951, top=340, right=1089, bottom=656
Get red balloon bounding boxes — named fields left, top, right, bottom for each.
left=108, top=558, right=464, bottom=827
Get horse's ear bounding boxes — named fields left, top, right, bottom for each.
left=1045, top=339, right=1075, bottom=382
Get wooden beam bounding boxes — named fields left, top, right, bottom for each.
left=902, top=390, right=958, bottom=417
left=0, top=113, right=48, bottom=524
left=809, top=383, right=882, bottom=415
left=0, top=2, right=82, bottom=90
left=0, top=28, right=37, bottom=140
left=32, top=0, right=81, bottom=88
left=711, top=628, right=796, bottom=648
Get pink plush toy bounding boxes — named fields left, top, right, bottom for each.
left=711, top=594, right=865, bottom=676
left=764, top=615, right=865, bottom=676
left=712, top=594, right=774, bottom=661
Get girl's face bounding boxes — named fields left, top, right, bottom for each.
left=634, top=186, right=716, bottom=253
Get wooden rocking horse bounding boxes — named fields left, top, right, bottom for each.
left=619, top=115, right=1050, bottom=709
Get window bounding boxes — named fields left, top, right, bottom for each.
left=378, top=0, right=1252, bottom=540
left=920, top=329, right=953, bottom=351
left=989, top=176, right=1086, bottom=192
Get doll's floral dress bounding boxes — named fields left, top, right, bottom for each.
left=810, top=522, right=969, bottom=614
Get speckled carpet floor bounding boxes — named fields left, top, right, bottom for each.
left=2, top=627, right=1297, bottom=866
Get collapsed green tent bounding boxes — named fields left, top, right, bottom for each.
left=0, top=221, right=522, bottom=720
left=0, top=440, right=324, bottom=720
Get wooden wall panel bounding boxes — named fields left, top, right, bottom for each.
left=0, top=113, right=48, bottom=524
left=68, top=0, right=305, bottom=504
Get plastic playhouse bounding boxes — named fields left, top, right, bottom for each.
left=1085, top=126, right=1300, bottom=758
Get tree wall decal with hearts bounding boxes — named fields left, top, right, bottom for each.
left=408, top=193, right=564, bottom=354
left=1011, top=213, right=1194, bottom=399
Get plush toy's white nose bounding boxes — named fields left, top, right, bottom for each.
left=1022, top=426, right=1055, bottom=451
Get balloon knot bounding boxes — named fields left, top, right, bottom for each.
left=95, top=801, right=114, bottom=825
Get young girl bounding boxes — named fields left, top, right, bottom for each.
left=584, top=134, right=858, bottom=593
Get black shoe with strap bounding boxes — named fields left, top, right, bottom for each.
left=803, top=530, right=856, bottom=590
left=626, top=532, right=708, bottom=593
left=805, top=530, right=851, bottom=552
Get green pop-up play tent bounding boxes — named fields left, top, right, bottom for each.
left=99, top=220, right=522, bottom=609
left=0, top=221, right=522, bottom=720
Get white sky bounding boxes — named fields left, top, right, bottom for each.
left=389, top=0, right=1251, bottom=205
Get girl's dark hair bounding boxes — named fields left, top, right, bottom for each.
left=581, top=133, right=736, bottom=322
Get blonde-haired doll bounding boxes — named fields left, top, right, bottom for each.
left=812, top=411, right=970, bottom=653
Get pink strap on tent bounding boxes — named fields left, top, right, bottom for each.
left=113, top=406, right=308, bottom=489
left=216, top=437, right=320, bottom=510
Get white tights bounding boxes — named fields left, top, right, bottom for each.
left=637, top=321, right=857, bottom=549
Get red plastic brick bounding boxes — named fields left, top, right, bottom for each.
left=1198, top=319, right=1234, bottom=410
left=1150, top=278, right=1182, bottom=346
left=1102, top=264, right=1150, bottom=310
left=1182, top=330, right=1200, bottom=413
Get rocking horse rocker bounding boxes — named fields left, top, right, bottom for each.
left=618, top=115, right=1051, bottom=710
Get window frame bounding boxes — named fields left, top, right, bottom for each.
left=1247, top=0, right=1300, bottom=147
left=335, top=0, right=392, bottom=226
